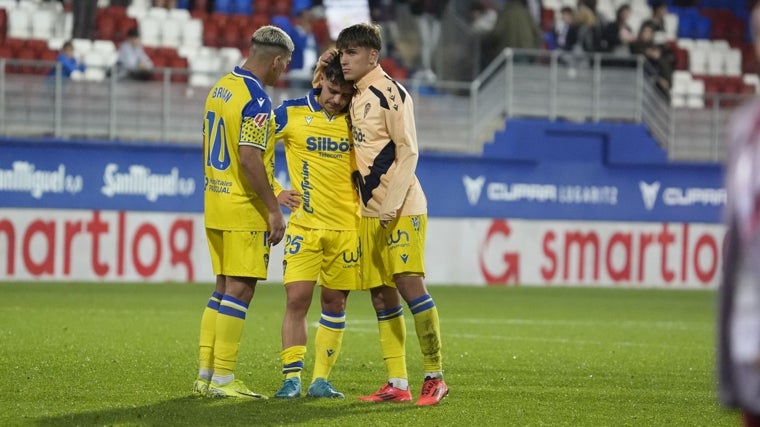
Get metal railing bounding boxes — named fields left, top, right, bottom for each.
left=0, top=54, right=752, bottom=161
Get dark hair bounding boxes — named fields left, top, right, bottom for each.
left=652, top=0, right=666, bottom=10
left=62, top=40, right=73, bottom=50
left=560, top=6, right=573, bottom=14
left=323, top=51, right=349, bottom=85
left=336, top=23, right=382, bottom=52
left=616, top=4, right=630, bottom=22
left=126, top=28, right=139, bottom=38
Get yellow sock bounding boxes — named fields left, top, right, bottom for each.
left=280, top=345, right=307, bottom=379
left=409, top=294, right=443, bottom=373
left=312, top=311, right=345, bottom=381
left=198, top=291, right=222, bottom=375
left=213, top=294, right=249, bottom=377
left=376, top=305, right=407, bottom=380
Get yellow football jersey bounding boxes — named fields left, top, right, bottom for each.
left=274, top=90, right=359, bottom=230
left=203, top=66, right=277, bottom=231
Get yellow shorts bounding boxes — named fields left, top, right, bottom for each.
left=282, top=223, right=360, bottom=291
left=360, top=215, right=426, bottom=289
left=205, top=228, right=271, bottom=280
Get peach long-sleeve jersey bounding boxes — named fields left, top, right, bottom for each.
left=349, top=65, right=427, bottom=219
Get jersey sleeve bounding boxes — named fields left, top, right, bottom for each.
left=240, top=97, right=272, bottom=150
left=381, top=85, right=419, bottom=217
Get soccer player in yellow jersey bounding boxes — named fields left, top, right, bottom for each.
left=272, top=54, right=359, bottom=399
left=193, top=25, right=293, bottom=400
left=331, top=23, right=448, bottom=406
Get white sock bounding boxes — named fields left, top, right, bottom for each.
left=424, top=371, right=443, bottom=380
left=388, top=377, right=409, bottom=390
left=212, top=373, right=234, bottom=386
left=198, top=369, right=213, bottom=381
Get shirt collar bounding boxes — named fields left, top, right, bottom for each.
left=354, top=65, right=386, bottom=92
left=307, top=88, right=323, bottom=112
left=233, top=66, right=263, bottom=87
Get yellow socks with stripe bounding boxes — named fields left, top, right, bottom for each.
left=212, top=294, right=249, bottom=381
left=280, top=345, right=307, bottom=379
left=198, top=291, right=222, bottom=381
left=312, top=310, right=345, bottom=381
left=408, top=294, right=443, bottom=373
left=376, top=305, right=407, bottom=382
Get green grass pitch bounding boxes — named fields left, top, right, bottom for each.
left=0, top=282, right=739, bottom=426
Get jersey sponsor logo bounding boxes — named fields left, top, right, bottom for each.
left=301, top=160, right=314, bottom=214
left=252, top=113, right=269, bottom=128
left=387, top=229, right=410, bottom=246
left=306, top=136, right=351, bottom=153
left=342, top=246, right=360, bottom=264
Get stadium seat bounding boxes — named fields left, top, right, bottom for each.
left=182, top=19, right=203, bottom=48
left=686, top=78, right=705, bottom=108
left=30, top=8, right=55, bottom=40
left=168, top=8, right=191, bottom=21
left=202, top=22, right=221, bottom=47
left=249, top=14, right=270, bottom=33
left=139, top=17, right=162, bottom=47
left=13, top=48, right=37, bottom=74
left=170, top=56, right=189, bottom=83
left=220, top=25, right=241, bottom=49
left=26, top=39, right=48, bottom=56
left=7, top=8, right=30, bottom=39
left=96, top=15, right=118, bottom=41
left=161, top=18, right=182, bottom=48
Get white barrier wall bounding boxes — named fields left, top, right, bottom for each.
left=0, top=209, right=725, bottom=288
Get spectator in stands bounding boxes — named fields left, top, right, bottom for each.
left=287, top=7, right=319, bottom=87
left=153, top=0, right=177, bottom=7
left=601, top=4, right=636, bottom=54
left=572, top=0, right=604, bottom=53
left=641, top=0, right=668, bottom=34
left=526, top=0, right=542, bottom=29
left=72, top=0, right=97, bottom=39
left=718, top=7, right=760, bottom=425
left=50, top=40, right=86, bottom=79
left=629, top=22, right=673, bottom=95
left=370, top=0, right=399, bottom=60
left=116, top=28, right=154, bottom=81
left=470, top=0, right=498, bottom=70
left=556, top=6, right=576, bottom=51
left=485, top=0, right=542, bottom=65
left=409, top=0, right=449, bottom=82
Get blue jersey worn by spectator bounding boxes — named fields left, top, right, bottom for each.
left=50, top=41, right=85, bottom=78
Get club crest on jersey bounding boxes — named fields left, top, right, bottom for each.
left=411, top=216, right=420, bottom=230
left=252, top=112, right=268, bottom=128
left=363, top=103, right=371, bottom=118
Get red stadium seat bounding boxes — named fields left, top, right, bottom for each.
left=14, top=48, right=37, bottom=74
left=170, top=56, right=188, bottom=83
left=220, top=25, right=241, bottom=48
left=4, top=38, right=25, bottom=55
left=26, top=39, right=47, bottom=56
left=248, top=14, right=270, bottom=33
left=116, top=16, right=138, bottom=43
left=96, top=15, right=117, bottom=41
left=203, top=23, right=221, bottom=47
left=311, top=18, right=330, bottom=48
left=37, top=48, right=58, bottom=75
